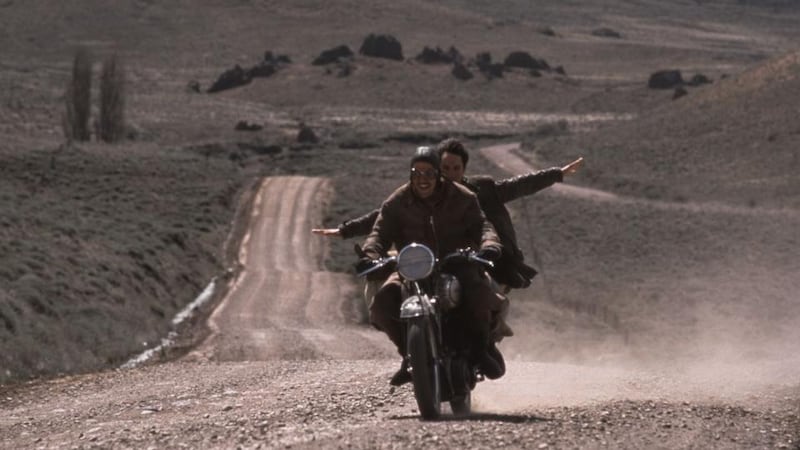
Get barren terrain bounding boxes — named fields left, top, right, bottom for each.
left=1, top=0, right=799, bottom=448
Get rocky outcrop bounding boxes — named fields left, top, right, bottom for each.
left=207, top=51, right=291, bottom=93
left=207, top=65, right=252, bottom=93
left=504, top=51, right=550, bottom=70
left=687, top=73, right=712, bottom=86
left=451, top=62, right=473, bottom=80
left=648, top=70, right=684, bottom=89
left=297, top=124, right=319, bottom=143
left=313, top=45, right=354, bottom=65
left=415, top=46, right=462, bottom=64
left=359, top=34, right=404, bottom=61
left=235, top=121, right=263, bottom=131
left=475, top=52, right=504, bottom=79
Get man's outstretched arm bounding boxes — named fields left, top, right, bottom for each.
left=312, top=208, right=380, bottom=239
left=494, top=157, right=584, bottom=203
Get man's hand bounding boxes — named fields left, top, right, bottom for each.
left=561, top=157, right=584, bottom=176
left=311, top=228, right=341, bottom=237
left=476, top=246, right=501, bottom=262
left=354, top=256, right=377, bottom=274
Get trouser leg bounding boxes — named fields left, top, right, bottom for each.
left=456, top=265, right=500, bottom=336
left=491, top=295, right=514, bottom=342
left=455, top=264, right=505, bottom=378
left=369, top=272, right=404, bottom=356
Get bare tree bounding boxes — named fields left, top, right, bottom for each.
left=99, top=54, right=126, bottom=143
left=63, top=47, right=92, bottom=142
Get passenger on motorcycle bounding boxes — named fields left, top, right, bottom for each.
left=358, top=147, right=505, bottom=386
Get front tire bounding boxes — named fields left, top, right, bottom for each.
left=407, top=319, right=440, bottom=420
left=450, top=393, right=471, bottom=416
left=449, top=358, right=472, bottom=416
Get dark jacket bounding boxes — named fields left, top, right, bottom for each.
left=362, top=180, right=501, bottom=260
left=462, top=168, right=563, bottom=288
left=339, top=209, right=379, bottom=239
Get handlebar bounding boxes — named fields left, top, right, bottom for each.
left=441, top=248, right=494, bottom=269
left=357, top=247, right=493, bottom=279
left=357, top=255, right=397, bottom=278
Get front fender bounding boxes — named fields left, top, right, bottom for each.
left=400, top=295, right=428, bottom=319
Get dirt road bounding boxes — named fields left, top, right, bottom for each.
left=1, top=173, right=797, bottom=449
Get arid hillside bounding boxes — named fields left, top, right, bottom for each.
left=532, top=50, right=800, bottom=208
left=1, top=0, right=799, bottom=390
left=1, top=1, right=799, bottom=448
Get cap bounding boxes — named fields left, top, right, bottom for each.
left=409, top=146, right=440, bottom=172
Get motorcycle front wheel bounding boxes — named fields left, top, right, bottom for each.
left=449, top=358, right=472, bottom=416
left=407, top=318, right=441, bottom=420
left=450, top=393, right=471, bottom=416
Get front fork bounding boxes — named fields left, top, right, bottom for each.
left=399, top=283, right=465, bottom=398
left=400, top=281, right=441, bottom=357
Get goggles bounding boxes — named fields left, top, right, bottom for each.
left=410, top=168, right=438, bottom=180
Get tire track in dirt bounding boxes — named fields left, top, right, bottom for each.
left=190, top=176, right=394, bottom=362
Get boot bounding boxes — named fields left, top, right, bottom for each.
left=476, top=348, right=504, bottom=380
left=486, top=342, right=506, bottom=379
left=490, top=296, right=514, bottom=342
left=491, top=316, right=514, bottom=342
left=472, top=331, right=504, bottom=380
left=390, top=358, right=412, bottom=386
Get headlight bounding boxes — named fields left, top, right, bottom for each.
left=436, top=274, right=461, bottom=310
left=397, top=243, right=435, bottom=281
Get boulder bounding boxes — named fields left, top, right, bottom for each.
left=687, top=73, right=712, bottom=86
left=359, top=34, right=404, bottom=61
left=207, top=65, right=252, bottom=93
left=263, top=51, right=291, bottom=64
left=475, top=52, right=492, bottom=67
left=247, top=62, right=276, bottom=78
left=235, top=121, right=263, bottom=131
left=186, top=80, right=201, bottom=93
left=474, top=52, right=503, bottom=79
left=415, top=46, right=462, bottom=64
left=451, top=62, right=473, bottom=80
left=648, top=70, right=684, bottom=89
left=673, top=87, right=688, bottom=100
left=297, top=124, right=319, bottom=143
left=592, top=27, right=622, bottom=38
left=538, top=27, right=557, bottom=37
left=503, top=51, right=550, bottom=70
left=313, top=45, right=354, bottom=65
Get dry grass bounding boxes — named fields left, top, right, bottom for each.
left=2, top=0, right=800, bottom=384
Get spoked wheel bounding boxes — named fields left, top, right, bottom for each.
left=407, top=318, right=441, bottom=420
left=449, top=358, right=472, bottom=416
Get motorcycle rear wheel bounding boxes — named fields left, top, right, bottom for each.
left=408, top=319, right=441, bottom=420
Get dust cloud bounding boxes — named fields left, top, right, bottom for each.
left=483, top=262, right=800, bottom=411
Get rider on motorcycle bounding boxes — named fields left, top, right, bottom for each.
left=358, top=147, right=505, bottom=386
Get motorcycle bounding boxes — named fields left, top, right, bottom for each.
left=359, top=242, right=496, bottom=420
